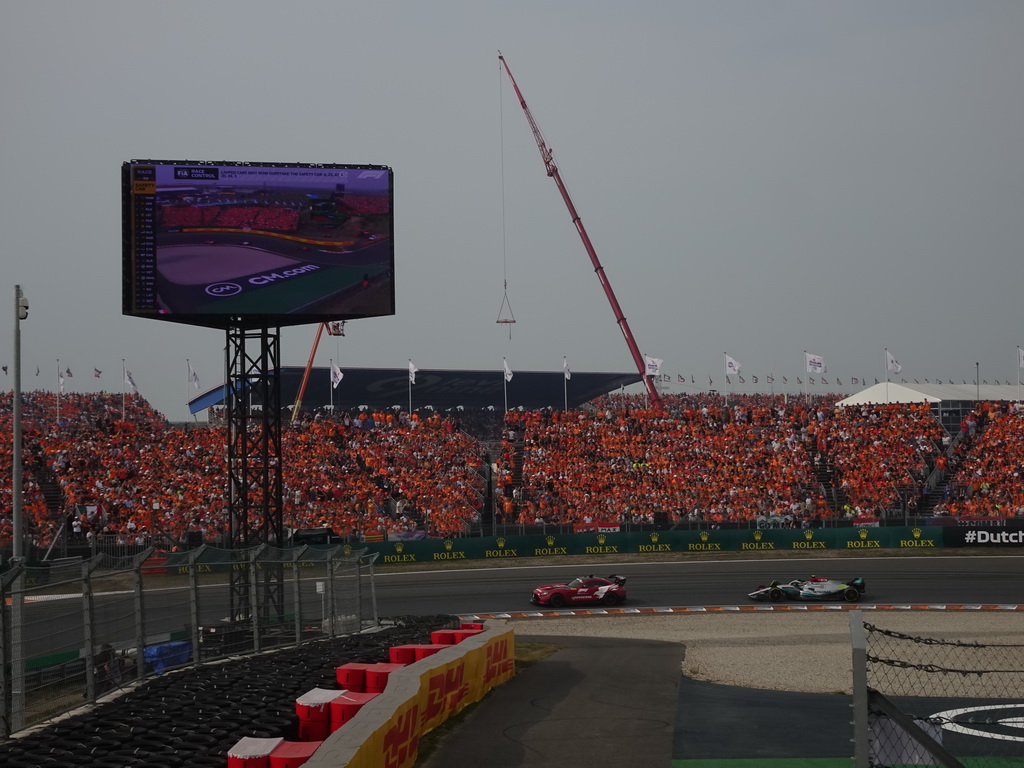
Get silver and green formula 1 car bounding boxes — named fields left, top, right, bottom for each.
left=749, top=576, right=865, bottom=603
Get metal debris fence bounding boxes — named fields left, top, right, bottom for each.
left=0, top=544, right=376, bottom=737
left=851, top=611, right=1024, bottom=767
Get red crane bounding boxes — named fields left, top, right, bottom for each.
left=498, top=53, right=663, bottom=408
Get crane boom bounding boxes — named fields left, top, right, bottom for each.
left=498, top=53, right=663, bottom=408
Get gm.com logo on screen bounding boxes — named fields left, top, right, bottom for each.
left=205, top=282, right=243, bottom=297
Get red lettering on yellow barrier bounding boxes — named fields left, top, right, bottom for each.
left=423, top=663, right=469, bottom=726
left=484, top=639, right=514, bottom=685
left=383, top=704, right=420, bottom=768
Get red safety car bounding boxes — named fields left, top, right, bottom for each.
left=531, top=574, right=627, bottom=608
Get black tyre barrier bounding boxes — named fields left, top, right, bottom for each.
left=0, top=615, right=454, bottom=767
left=182, top=756, right=226, bottom=768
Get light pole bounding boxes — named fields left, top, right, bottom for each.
left=12, top=285, right=28, bottom=559
left=11, top=285, right=28, bottom=733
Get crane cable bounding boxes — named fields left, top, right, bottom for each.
left=496, top=54, right=516, bottom=339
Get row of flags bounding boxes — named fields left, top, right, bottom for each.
left=641, top=348, right=1024, bottom=388
left=331, top=358, right=579, bottom=391
left=657, top=373, right=1021, bottom=386
left=0, top=361, right=153, bottom=397
left=8, top=348, right=1024, bottom=394
left=396, top=357, right=573, bottom=391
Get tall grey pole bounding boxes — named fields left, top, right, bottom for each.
left=11, top=285, right=28, bottom=731
left=12, top=286, right=25, bottom=559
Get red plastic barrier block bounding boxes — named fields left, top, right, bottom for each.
left=364, top=662, right=406, bottom=693
left=228, top=736, right=284, bottom=768
left=268, top=739, right=322, bottom=768
left=336, top=662, right=375, bottom=691
left=453, top=628, right=485, bottom=643
left=413, top=643, right=448, bottom=660
left=329, top=691, right=380, bottom=731
left=388, top=645, right=420, bottom=664
left=429, top=629, right=460, bottom=645
left=296, top=687, right=342, bottom=722
left=297, top=719, right=329, bottom=741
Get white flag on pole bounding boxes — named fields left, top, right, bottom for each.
left=125, top=369, right=138, bottom=392
left=331, top=364, right=344, bottom=389
left=724, top=354, right=741, bottom=376
left=563, top=357, right=571, bottom=381
left=645, top=356, right=663, bottom=376
left=408, top=360, right=418, bottom=384
left=886, top=350, right=902, bottom=375
left=188, top=362, right=201, bottom=389
left=805, top=353, right=825, bottom=374
left=503, top=359, right=513, bottom=383
left=1018, top=347, right=1024, bottom=369
left=58, top=374, right=65, bottom=394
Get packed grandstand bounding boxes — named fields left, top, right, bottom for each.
left=0, top=391, right=1021, bottom=555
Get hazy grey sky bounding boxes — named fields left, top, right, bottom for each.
left=2, top=1, right=1022, bottom=419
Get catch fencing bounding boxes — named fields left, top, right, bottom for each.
left=851, top=611, right=1024, bottom=767
left=0, top=544, right=376, bottom=737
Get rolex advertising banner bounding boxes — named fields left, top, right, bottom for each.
left=363, top=526, right=942, bottom=563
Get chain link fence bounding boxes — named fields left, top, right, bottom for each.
left=0, top=544, right=376, bottom=737
left=851, top=611, right=1024, bottom=767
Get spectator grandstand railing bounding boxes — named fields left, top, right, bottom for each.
left=850, top=611, right=1024, bottom=767
left=4, top=393, right=1023, bottom=558
left=0, top=545, right=376, bottom=737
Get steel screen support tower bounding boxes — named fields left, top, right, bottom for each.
left=226, top=323, right=285, bottom=626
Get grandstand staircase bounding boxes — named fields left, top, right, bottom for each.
left=810, top=458, right=849, bottom=515
left=31, top=457, right=65, bottom=518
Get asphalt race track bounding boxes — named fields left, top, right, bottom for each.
left=372, top=555, right=1024, bottom=617
left=393, top=555, right=1024, bottom=768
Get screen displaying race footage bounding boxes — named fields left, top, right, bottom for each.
left=122, top=160, right=394, bottom=329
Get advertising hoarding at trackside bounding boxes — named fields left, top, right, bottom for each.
left=122, top=160, right=394, bottom=330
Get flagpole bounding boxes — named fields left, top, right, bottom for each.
left=408, top=359, right=413, bottom=415
left=1018, top=347, right=1021, bottom=404
left=185, top=359, right=190, bottom=425
left=884, top=348, right=889, bottom=404
left=121, top=359, right=126, bottom=421
left=56, top=358, right=61, bottom=426
left=503, top=358, right=508, bottom=413
left=802, top=350, right=807, bottom=403
left=563, top=357, right=568, bottom=412
left=329, top=358, right=334, bottom=412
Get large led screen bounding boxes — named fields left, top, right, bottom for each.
left=123, top=161, right=394, bottom=329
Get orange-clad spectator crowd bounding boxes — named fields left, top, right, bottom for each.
left=2, top=390, right=1022, bottom=553
left=942, top=402, right=1024, bottom=517
left=811, top=401, right=944, bottom=515
left=501, top=394, right=829, bottom=528
left=0, top=393, right=484, bottom=550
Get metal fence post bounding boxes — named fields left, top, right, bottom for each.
left=82, top=558, right=96, bottom=702
left=0, top=560, right=25, bottom=738
left=364, top=552, right=379, bottom=629
left=325, top=555, right=336, bottom=639
left=292, top=546, right=304, bottom=646
left=133, top=549, right=153, bottom=684
left=189, top=549, right=201, bottom=667
left=250, top=548, right=261, bottom=653
left=850, top=610, right=869, bottom=768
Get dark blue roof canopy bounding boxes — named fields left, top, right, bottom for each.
left=189, top=367, right=641, bottom=414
